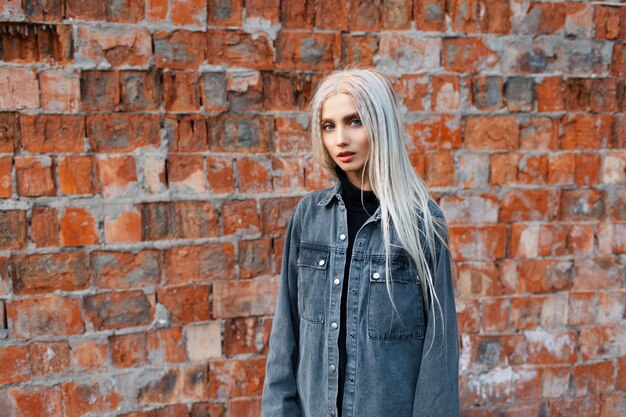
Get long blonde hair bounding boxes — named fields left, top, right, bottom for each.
left=310, top=68, right=450, bottom=351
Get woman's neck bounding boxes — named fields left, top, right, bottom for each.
left=343, top=169, right=371, bottom=191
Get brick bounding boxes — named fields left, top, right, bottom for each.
left=39, top=69, right=80, bottom=112
left=81, top=70, right=120, bottom=111
left=597, top=291, right=626, bottom=324
left=469, top=334, right=525, bottom=367
left=470, top=76, right=503, bottom=110
left=406, top=115, right=462, bottom=151
left=208, top=358, right=265, bottom=398
left=180, top=364, right=210, bottom=401
left=425, top=151, right=455, bottom=187
left=454, top=152, right=489, bottom=189
left=185, top=322, right=221, bottom=360
left=525, top=330, right=577, bottom=364
left=236, top=156, right=273, bottom=193
left=104, top=208, right=142, bottom=243
left=0, top=345, right=30, bottom=384
left=121, top=70, right=162, bottom=111
left=93, top=250, right=159, bottom=290
left=30, top=207, right=59, bottom=247
left=500, top=189, right=556, bottom=222
left=245, top=0, right=279, bottom=22
left=276, top=32, right=340, bottom=71
left=229, top=398, right=261, bottom=417
left=13, top=252, right=88, bottom=295
left=518, top=259, right=573, bottom=293
left=167, top=154, right=207, bottom=193
left=505, top=77, right=534, bottom=112
left=22, top=0, right=63, bottom=21
left=76, top=26, right=151, bottom=68
left=106, top=0, right=145, bottom=22
left=224, top=317, right=271, bottom=356
left=378, top=33, right=440, bottom=73
left=262, top=72, right=316, bottom=111
left=87, top=114, right=160, bottom=152
left=449, top=225, right=506, bottom=262
left=260, top=197, right=301, bottom=235
left=0, top=257, right=10, bottom=296
left=0, top=23, right=73, bottom=64
left=455, top=298, right=479, bottom=333
left=62, top=380, right=122, bottom=417
left=84, top=290, right=154, bottom=331
left=413, top=0, right=445, bottom=31
left=165, top=115, right=208, bottom=152
left=540, top=293, right=569, bottom=328
left=275, top=115, right=310, bottom=153
left=65, top=0, right=105, bottom=19
left=221, top=199, right=260, bottom=236
left=146, top=0, right=168, bottom=21
left=618, top=356, right=626, bottom=390
left=564, top=3, right=594, bottom=38
left=239, top=238, right=273, bottom=279
left=213, top=276, right=278, bottom=318
left=489, top=152, right=518, bottom=187
left=590, top=78, right=618, bottom=112
left=207, top=0, right=242, bottom=26
left=0, top=386, right=63, bottom=417
left=206, top=29, right=271, bottom=69
left=137, top=369, right=182, bottom=405
left=519, top=117, right=558, bottom=150
left=7, top=296, right=84, bottom=339
left=447, top=0, right=479, bottom=33
left=341, top=34, right=378, bottom=67
left=57, top=156, right=97, bottom=196
left=536, top=77, right=564, bottom=112
left=613, top=115, right=626, bottom=149
left=0, top=210, right=26, bottom=250
left=550, top=398, right=597, bottom=417
left=143, top=156, right=166, bottom=194
left=226, top=70, right=262, bottom=111
left=191, top=402, right=226, bottom=417
left=200, top=72, right=228, bottom=112
left=464, top=116, right=519, bottom=150
left=158, top=285, right=210, bottom=324
left=30, top=341, right=70, bottom=377
left=163, top=71, right=201, bottom=112
left=557, top=39, right=612, bottom=75
left=304, top=158, right=334, bottom=191
left=110, top=332, right=148, bottom=368
left=272, top=156, right=305, bottom=192
left=481, top=297, right=510, bottom=332
left=164, top=243, right=235, bottom=284
left=20, top=114, right=84, bottom=153
left=595, top=5, right=626, bottom=40
left=480, top=0, right=511, bottom=34
left=582, top=325, right=626, bottom=361
left=206, top=157, right=234, bottom=194
left=60, top=207, right=98, bottom=247
left=154, top=30, right=206, bottom=70
left=15, top=156, right=55, bottom=197
left=516, top=154, right=547, bottom=185
left=380, top=0, right=411, bottom=29
left=602, top=152, right=626, bottom=185
left=209, top=114, right=273, bottom=152
left=143, top=202, right=219, bottom=241
left=147, top=327, right=186, bottom=364
left=0, top=112, right=20, bottom=153
left=0, top=67, right=39, bottom=109
left=71, top=339, right=108, bottom=370
left=444, top=38, right=499, bottom=73
left=564, top=78, right=591, bottom=111
left=432, top=75, right=460, bottom=112
left=560, top=188, right=605, bottom=221
left=574, top=256, right=625, bottom=291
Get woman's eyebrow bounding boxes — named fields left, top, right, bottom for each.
left=321, top=113, right=359, bottom=123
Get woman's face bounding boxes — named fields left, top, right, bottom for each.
left=320, top=92, right=371, bottom=189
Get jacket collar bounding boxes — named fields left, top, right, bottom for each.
left=317, top=181, right=382, bottom=220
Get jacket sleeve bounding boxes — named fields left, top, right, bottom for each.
left=413, top=230, right=460, bottom=417
left=261, top=205, right=302, bottom=417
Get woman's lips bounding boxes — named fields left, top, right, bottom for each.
left=337, top=151, right=355, bottom=163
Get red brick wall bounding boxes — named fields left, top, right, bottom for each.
left=0, top=1, right=625, bottom=416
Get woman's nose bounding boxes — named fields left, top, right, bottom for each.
left=335, top=126, right=348, bottom=146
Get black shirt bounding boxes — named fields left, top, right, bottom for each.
left=335, top=167, right=380, bottom=415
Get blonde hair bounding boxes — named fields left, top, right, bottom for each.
left=310, top=68, right=450, bottom=352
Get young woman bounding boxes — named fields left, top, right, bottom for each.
left=261, top=68, right=459, bottom=417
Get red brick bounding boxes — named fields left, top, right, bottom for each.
left=39, top=69, right=80, bottom=112
left=380, top=0, right=411, bottom=29
left=157, top=285, right=210, bottom=324
left=574, top=256, right=625, bottom=291
left=347, top=0, right=379, bottom=31
left=0, top=386, right=63, bottom=417
left=20, top=114, right=84, bottom=153
left=595, top=5, right=626, bottom=40
left=454, top=261, right=508, bottom=298
left=147, top=327, right=186, bottom=364
left=7, top=296, right=84, bottom=339
left=84, top=291, right=154, bottom=330
left=597, top=289, right=625, bottom=323
left=469, top=334, right=525, bottom=367
left=612, top=43, right=626, bottom=77
left=207, top=0, right=242, bottom=26
left=15, top=156, right=55, bottom=196
left=447, top=0, right=479, bottom=32
left=81, top=70, right=122, bottom=112
left=142, top=202, right=219, bottom=240
left=395, top=75, right=429, bottom=112
left=581, top=325, right=626, bottom=361
left=0, top=67, right=39, bottom=110
left=525, top=330, right=577, bottom=364
left=60, top=207, right=98, bottom=247
left=213, top=276, right=278, bottom=318
left=432, top=75, right=461, bottom=112
left=146, top=0, right=168, bottom=21
left=560, top=188, right=605, bottom=221
left=602, top=152, right=626, bottom=185
left=12, top=252, right=88, bottom=295
left=77, top=26, right=151, bottom=67
left=57, top=156, right=97, bottom=196
left=618, top=356, right=626, bottom=390
left=379, top=33, right=441, bottom=73
left=413, top=0, right=445, bottom=31
left=425, top=151, right=454, bottom=187
left=236, top=156, right=273, bottom=193
left=163, top=71, right=201, bottom=112
left=106, top=0, right=145, bottom=22
left=0, top=257, right=10, bottom=296
left=206, top=157, right=234, bottom=194
left=65, top=0, right=105, bottom=19
left=586, top=361, right=615, bottom=394
left=154, top=30, right=206, bottom=70
left=562, top=115, right=613, bottom=149
left=480, top=0, right=511, bottom=34
left=191, top=402, right=226, bottom=417
left=164, top=243, right=235, bottom=284
left=166, top=115, right=208, bottom=152
left=180, top=363, right=210, bottom=401
left=121, top=70, right=162, bottom=111
left=500, top=189, right=557, bottom=222
left=518, top=259, right=573, bottom=293
left=62, top=380, right=122, bottom=417
left=71, top=339, right=108, bottom=370
left=104, top=208, right=143, bottom=243
left=245, top=0, right=279, bottom=21
left=110, top=332, right=148, bottom=368
left=341, top=34, right=378, bottom=67
left=568, top=292, right=596, bottom=326
left=536, top=77, right=564, bottom=112
left=0, top=22, right=73, bottom=64
left=0, top=210, right=26, bottom=250
left=221, top=199, right=260, bottom=236
left=208, top=358, right=265, bottom=398
left=229, top=398, right=261, bottom=417
left=516, top=154, right=547, bottom=185
left=0, top=113, right=19, bottom=154
left=550, top=398, right=597, bottom=417
left=167, top=154, right=207, bottom=193
left=201, top=72, right=228, bottom=111
left=209, top=114, right=273, bottom=152
left=449, top=225, right=506, bottom=261
left=226, top=70, right=263, bottom=111
left=154, top=405, right=189, bottom=417
left=272, top=156, right=305, bottom=192
left=464, top=116, right=519, bottom=150
left=455, top=298, right=479, bottom=334
left=224, top=317, right=271, bottom=356
left=138, top=369, right=182, bottom=406
left=260, top=197, right=300, bottom=235
left=262, top=72, right=316, bottom=111
left=304, top=158, right=334, bottom=191
left=22, top=0, right=64, bottom=21
left=0, top=345, right=30, bottom=384
left=481, top=297, right=510, bottom=332
left=97, top=155, right=137, bottom=199
left=92, top=250, right=160, bottom=289
left=469, top=75, right=503, bottom=110
left=207, top=29, right=273, bottom=69
left=519, top=118, right=559, bottom=150
left=444, top=37, right=499, bottom=73
left=30, top=207, right=58, bottom=247
left=87, top=114, right=160, bottom=152
left=276, top=32, right=340, bottom=70
left=30, top=341, right=70, bottom=377
left=239, top=238, right=273, bottom=279
left=509, top=295, right=543, bottom=330
left=543, top=366, right=570, bottom=398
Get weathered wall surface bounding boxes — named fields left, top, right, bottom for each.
left=0, top=0, right=624, bottom=416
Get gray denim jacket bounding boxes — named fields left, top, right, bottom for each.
left=261, top=182, right=460, bottom=417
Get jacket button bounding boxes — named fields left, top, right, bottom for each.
left=330, top=412, right=336, bottom=417
left=373, top=272, right=381, bottom=279
left=339, top=233, right=346, bottom=241
left=319, top=259, right=325, bottom=266
left=329, top=364, right=336, bottom=373
left=349, top=376, right=354, bottom=382
left=333, top=278, right=340, bottom=286
left=331, top=322, right=338, bottom=330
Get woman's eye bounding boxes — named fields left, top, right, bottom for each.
left=350, top=118, right=362, bottom=126
left=322, top=123, right=334, bottom=131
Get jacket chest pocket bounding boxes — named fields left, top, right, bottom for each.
left=297, top=246, right=329, bottom=324
left=367, top=258, right=425, bottom=340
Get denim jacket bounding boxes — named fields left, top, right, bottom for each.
left=261, top=182, right=459, bottom=417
